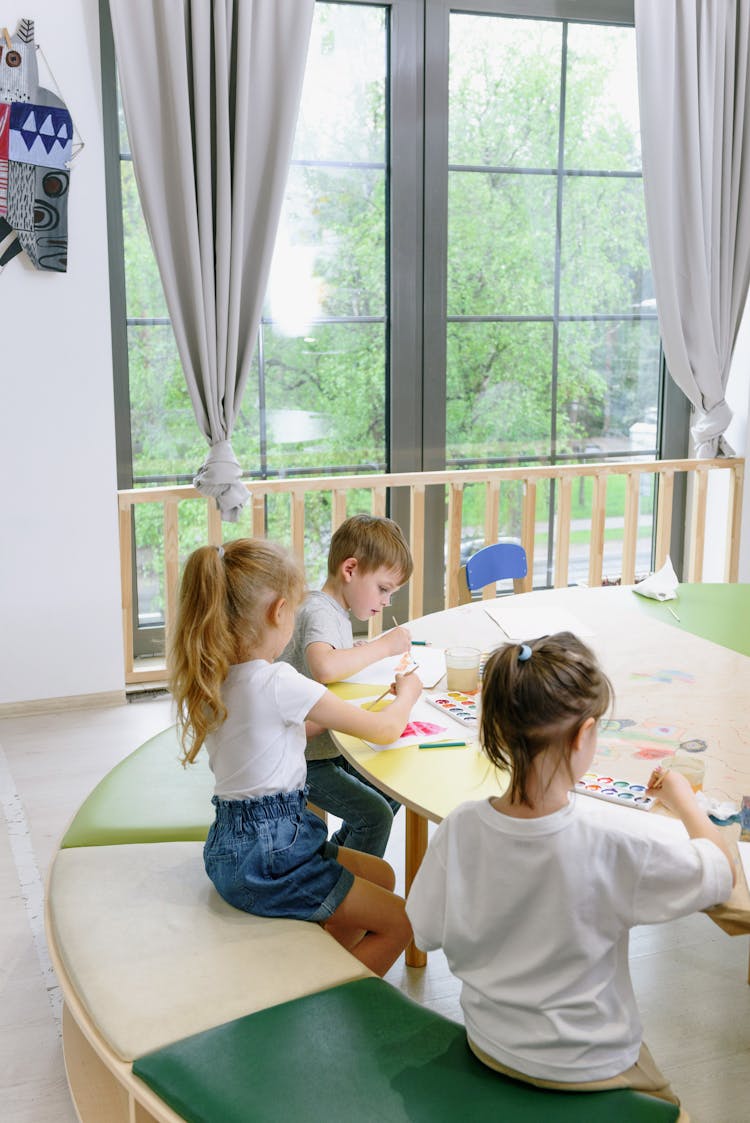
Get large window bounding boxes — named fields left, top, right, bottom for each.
left=434, top=4, right=662, bottom=586
left=105, top=0, right=679, bottom=644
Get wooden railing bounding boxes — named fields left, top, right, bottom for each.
left=118, top=457, right=744, bottom=684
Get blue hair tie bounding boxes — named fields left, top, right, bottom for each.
left=518, top=644, right=532, bottom=662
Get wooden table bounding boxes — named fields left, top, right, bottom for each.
left=332, top=584, right=750, bottom=967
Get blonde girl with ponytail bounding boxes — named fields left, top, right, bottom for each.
left=170, top=538, right=422, bottom=976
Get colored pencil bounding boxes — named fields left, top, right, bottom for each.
left=418, top=740, right=467, bottom=749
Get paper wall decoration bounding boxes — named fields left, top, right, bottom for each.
left=0, top=18, right=74, bottom=272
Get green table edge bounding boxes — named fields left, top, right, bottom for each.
left=632, top=583, right=750, bottom=658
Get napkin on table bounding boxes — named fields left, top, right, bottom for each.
left=631, top=557, right=678, bottom=602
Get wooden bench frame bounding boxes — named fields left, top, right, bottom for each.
left=46, top=903, right=186, bottom=1123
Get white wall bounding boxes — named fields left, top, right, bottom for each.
left=0, top=0, right=124, bottom=707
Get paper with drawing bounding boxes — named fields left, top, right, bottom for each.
left=352, top=695, right=467, bottom=751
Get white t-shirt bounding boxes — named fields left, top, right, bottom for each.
left=206, top=660, right=326, bottom=799
left=406, top=795, right=732, bottom=1082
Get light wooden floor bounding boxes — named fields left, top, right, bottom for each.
left=1, top=694, right=748, bottom=1123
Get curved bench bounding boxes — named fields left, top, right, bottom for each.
left=46, top=727, right=681, bottom=1123
left=59, top=725, right=213, bottom=848
left=46, top=841, right=373, bottom=1121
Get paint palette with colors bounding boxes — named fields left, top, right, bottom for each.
left=425, top=691, right=479, bottom=727
left=576, top=772, right=655, bottom=811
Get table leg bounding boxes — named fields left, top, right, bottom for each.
left=404, top=808, right=428, bottom=968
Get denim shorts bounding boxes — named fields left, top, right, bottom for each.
left=204, top=789, right=354, bottom=923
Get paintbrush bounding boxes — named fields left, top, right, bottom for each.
left=483, top=607, right=509, bottom=635
left=365, top=663, right=418, bottom=710
left=647, top=765, right=666, bottom=790
left=392, top=614, right=428, bottom=645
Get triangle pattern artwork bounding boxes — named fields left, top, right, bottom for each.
left=0, top=18, right=75, bottom=272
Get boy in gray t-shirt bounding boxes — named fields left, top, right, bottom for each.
left=280, top=515, right=413, bottom=857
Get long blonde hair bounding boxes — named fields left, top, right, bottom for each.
left=169, top=538, right=306, bottom=764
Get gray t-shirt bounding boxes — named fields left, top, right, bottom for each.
left=280, top=590, right=353, bottom=760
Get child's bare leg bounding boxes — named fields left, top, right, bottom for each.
left=323, top=876, right=411, bottom=976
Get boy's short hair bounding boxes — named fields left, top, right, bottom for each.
left=328, top=514, right=413, bottom=582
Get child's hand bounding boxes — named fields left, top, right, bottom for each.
left=646, top=767, right=695, bottom=813
left=381, top=625, right=412, bottom=656
left=391, top=670, right=422, bottom=704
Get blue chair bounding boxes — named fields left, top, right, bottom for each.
left=462, top=542, right=528, bottom=600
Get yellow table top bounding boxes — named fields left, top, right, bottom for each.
left=332, top=584, right=750, bottom=934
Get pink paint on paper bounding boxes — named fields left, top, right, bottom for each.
left=400, top=720, right=445, bottom=739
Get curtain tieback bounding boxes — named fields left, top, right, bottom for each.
left=193, top=440, right=248, bottom=522
left=691, top=399, right=735, bottom=460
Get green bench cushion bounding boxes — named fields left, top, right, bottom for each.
left=133, top=977, right=679, bottom=1123
left=61, top=725, right=214, bottom=847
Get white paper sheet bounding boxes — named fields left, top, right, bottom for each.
left=344, top=646, right=446, bottom=689
left=482, top=598, right=594, bottom=641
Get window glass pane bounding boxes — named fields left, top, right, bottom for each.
left=244, top=2, right=388, bottom=482
left=446, top=322, right=553, bottom=464
left=134, top=504, right=163, bottom=628
left=127, top=324, right=202, bottom=480
left=447, top=9, right=660, bottom=582
left=449, top=15, right=561, bottom=168
left=261, top=323, right=386, bottom=475
left=292, top=5, right=386, bottom=164
left=118, top=100, right=129, bottom=156
left=448, top=172, right=556, bottom=316
left=121, top=161, right=169, bottom=320
left=557, top=319, right=660, bottom=457
left=270, top=164, right=386, bottom=323
left=559, top=176, right=652, bottom=315
left=564, top=24, right=641, bottom=172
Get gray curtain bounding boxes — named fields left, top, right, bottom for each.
left=109, top=0, right=315, bottom=518
left=635, top=0, right=750, bottom=458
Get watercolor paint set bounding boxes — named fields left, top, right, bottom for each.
left=576, top=772, right=655, bottom=812
left=425, top=691, right=479, bottom=727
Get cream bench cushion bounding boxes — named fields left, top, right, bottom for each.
left=47, top=841, right=372, bottom=1062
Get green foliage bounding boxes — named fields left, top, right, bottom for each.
left=121, top=6, right=660, bottom=623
